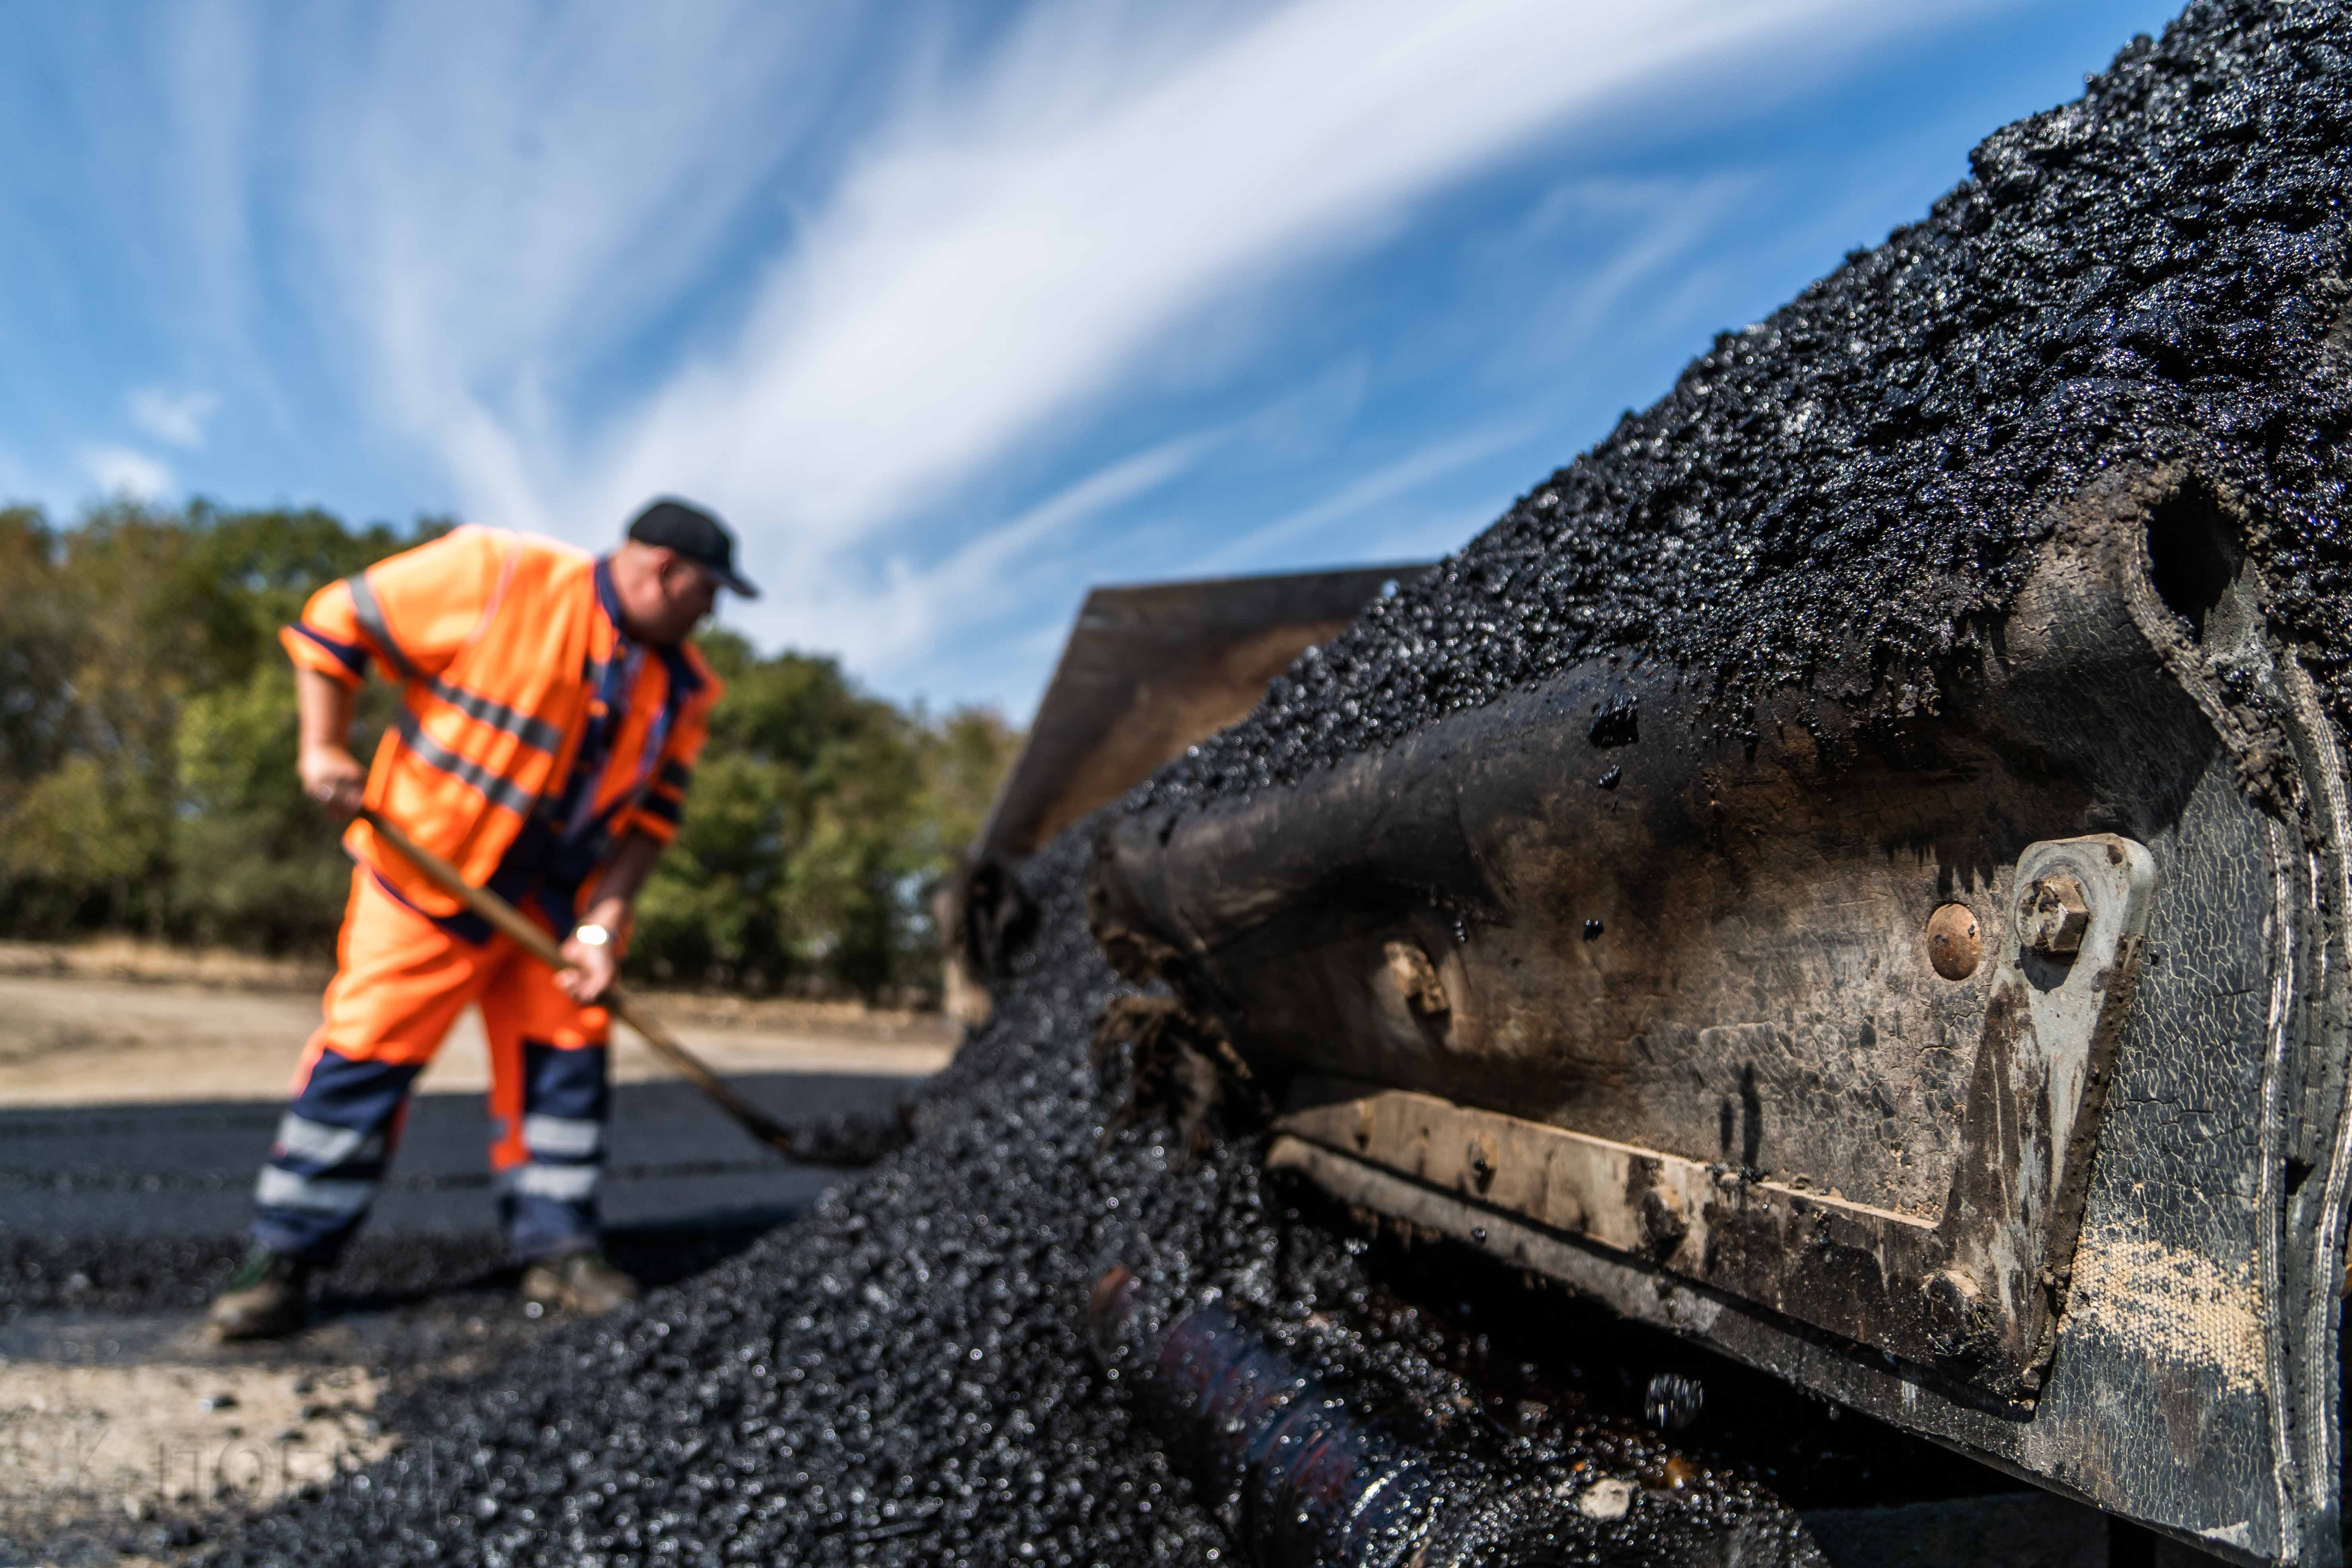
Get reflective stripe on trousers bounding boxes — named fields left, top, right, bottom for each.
left=249, top=1054, right=419, bottom=1261
left=253, top=1046, right=613, bottom=1264
left=492, top=1040, right=610, bottom=1261
left=250, top=869, right=611, bottom=1264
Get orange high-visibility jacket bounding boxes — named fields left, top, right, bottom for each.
left=279, top=526, right=722, bottom=919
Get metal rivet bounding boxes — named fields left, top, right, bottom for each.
left=2018, top=873, right=2090, bottom=957
left=1926, top=903, right=1982, bottom=981
left=1383, top=940, right=1449, bottom=1016
left=1638, top=1188, right=1688, bottom=1259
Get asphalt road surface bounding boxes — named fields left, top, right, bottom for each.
left=3, top=1070, right=909, bottom=1244
left=1, top=1068, right=919, bottom=1565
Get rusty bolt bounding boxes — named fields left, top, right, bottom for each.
left=2018, top=873, right=2090, bottom=957
left=1639, top=1188, right=1688, bottom=1259
left=1922, top=1268, right=1986, bottom=1358
left=1925, top=903, right=1982, bottom=981
left=1383, top=939, right=1449, bottom=1017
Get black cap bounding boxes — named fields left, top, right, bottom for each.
left=625, top=498, right=759, bottom=599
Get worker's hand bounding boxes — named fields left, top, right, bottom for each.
left=557, top=932, right=619, bottom=1004
left=298, top=744, right=367, bottom=823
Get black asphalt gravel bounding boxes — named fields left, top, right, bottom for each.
left=195, top=834, right=2018, bottom=1568
left=191, top=2, right=2350, bottom=1562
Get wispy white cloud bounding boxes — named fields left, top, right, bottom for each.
left=115, top=0, right=2002, bottom=692
left=281, top=2, right=863, bottom=532
left=0, top=445, right=35, bottom=506
left=80, top=445, right=174, bottom=501
left=828, top=428, right=1218, bottom=670
left=129, top=386, right=220, bottom=449
left=1518, top=172, right=1768, bottom=362
left=1195, top=424, right=1535, bottom=576
left=154, top=2, right=258, bottom=361
left=582, top=0, right=1990, bottom=580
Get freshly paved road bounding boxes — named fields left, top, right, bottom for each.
left=2, top=1072, right=911, bottom=1241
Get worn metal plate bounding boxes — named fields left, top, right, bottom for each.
left=941, top=564, right=1431, bottom=1021
left=1090, top=467, right=2352, bottom=1564
left=1270, top=833, right=2155, bottom=1390
left=977, top=565, right=1431, bottom=863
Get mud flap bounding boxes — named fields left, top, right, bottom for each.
left=1090, top=467, right=2352, bottom=1566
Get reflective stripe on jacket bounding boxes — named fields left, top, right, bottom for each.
left=278, top=526, right=720, bottom=920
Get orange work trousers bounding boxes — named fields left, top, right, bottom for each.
left=250, top=867, right=611, bottom=1262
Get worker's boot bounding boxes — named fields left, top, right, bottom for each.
left=519, top=1249, right=639, bottom=1315
left=207, top=1247, right=314, bottom=1341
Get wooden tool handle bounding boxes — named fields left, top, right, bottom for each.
left=357, top=807, right=802, bottom=1158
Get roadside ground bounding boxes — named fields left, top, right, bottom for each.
left=1, top=946, right=949, bottom=1566
left=0, top=939, right=954, bottom=1106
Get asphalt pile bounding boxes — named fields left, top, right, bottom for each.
left=1147, top=0, right=2352, bottom=811
left=211, top=832, right=1880, bottom=1566
left=203, top=2, right=2350, bottom=1562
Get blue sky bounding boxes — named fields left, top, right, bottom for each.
left=0, top=0, right=2179, bottom=717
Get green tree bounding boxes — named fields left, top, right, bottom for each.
left=0, top=505, right=193, bottom=933
left=0, top=502, right=419, bottom=947
left=915, top=705, right=1021, bottom=880
left=0, top=509, right=80, bottom=791
left=174, top=664, right=363, bottom=948
left=164, top=507, right=416, bottom=948
left=0, top=502, right=1019, bottom=995
left=629, top=635, right=1021, bottom=1000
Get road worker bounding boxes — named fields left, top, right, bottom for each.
left=206, top=499, right=754, bottom=1341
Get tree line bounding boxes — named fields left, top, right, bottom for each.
left=0, top=502, right=1017, bottom=1001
